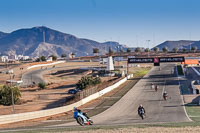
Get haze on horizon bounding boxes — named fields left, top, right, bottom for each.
left=0, top=0, right=200, bottom=48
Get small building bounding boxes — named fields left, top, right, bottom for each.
left=46, top=57, right=53, bottom=62
left=0, top=56, right=8, bottom=62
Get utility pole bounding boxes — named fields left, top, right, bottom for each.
left=147, top=40, right=151, bottom=57
left=10, top=73, right=15, bottom=113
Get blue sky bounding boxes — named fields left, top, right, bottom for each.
left=0, top=0, right=200, bottom=48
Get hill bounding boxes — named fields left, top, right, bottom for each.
left=0, top=26, right=125, bottom=58
left=154, top=40, right=198, bottom=51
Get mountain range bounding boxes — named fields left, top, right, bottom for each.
left=0, top=26, right=199, bottom=58
left=154, top=40, right=200, bottom=51
left=0, top=26, right=126, bottom=58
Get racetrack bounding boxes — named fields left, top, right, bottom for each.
left=55, top=63, right=190, bottom=127
left=21, top=64, right=99, bottom=87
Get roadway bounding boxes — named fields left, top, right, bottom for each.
left=55, top=63, right=190, bottom=126
left=21, top=68, right=49, bottom=87
left=21, top=65, right=100, bottom=87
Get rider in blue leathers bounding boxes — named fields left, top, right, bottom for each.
left=73, top=107, right=89, bottom=119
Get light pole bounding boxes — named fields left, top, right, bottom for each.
left=10, top=73, right=15, bottom=113
left=190, top=42, right=192, bottom=53
left=116, top=46, right=119, bottom=66
left=146, top=40, right=150, bottom=57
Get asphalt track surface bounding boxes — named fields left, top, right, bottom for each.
left=21, top=68, right=48, bottom=86
left=21, top=65, right=98, bottom=86
left=55, top=63, right=190, bottom=127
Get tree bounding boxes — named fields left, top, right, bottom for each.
left=93, top=48, right=99, bottom=54
left=162, top=46, right=168, bottom=53
left=35, top=58, right=40, bottom=62
left=38, top=82, right=46, bottom=89
left=120, top=49, right=124, bottom=53
left=61, top=54, right=67, bottom=58
left=40, top=56, right=46, bottom=61
left=172, top=47, right=178, bottom=53
left=135, top=47, right=142, bottom=52
left=126, top=48, right=131, bottom=53
left=154, top=47, right=159, bottom=52
left=0, top=85, right=21, bottom=105
left=183, top=48, right=187, bottom=53
left=191, top=46, right=198, bottom=53
left=145, top=48, right=150, bottom=52
left=76, top=76, right=101, bottom=90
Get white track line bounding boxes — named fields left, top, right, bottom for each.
left=176, top=66, right=192, bottom=121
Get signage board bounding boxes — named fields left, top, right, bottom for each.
left=128, top=56, right=185, bottom=63
left=128, top=58, right=154, bottom=63
left=159, top=57, right=185, bottom=62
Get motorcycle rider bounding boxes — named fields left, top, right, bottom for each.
left=155, top=85, right=159, bottom=91
left=73, top=107, right=89, bottom=119
left=151, top=83, right=155, bottom=89
left=138, top=104, right=145, bottom=115
left=163, top=91, right=168, bottom=100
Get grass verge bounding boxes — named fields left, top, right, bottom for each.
left=185, top=105, right=200, bottom=122
left=177, top=65, right=184, bottom=75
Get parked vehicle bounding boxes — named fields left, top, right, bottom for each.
left=68, top=89, right=78, bottom=94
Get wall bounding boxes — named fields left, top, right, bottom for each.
left=27, top=61, right=65, bottom=70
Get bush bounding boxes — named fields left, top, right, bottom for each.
left=76, top=76, right=101, bottom=90
left=38, top=82, right=46, bottom=89
left=40, top=56, right=46, bottom=61
left=0, top=85, right=21, bottom=105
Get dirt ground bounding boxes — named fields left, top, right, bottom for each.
left=0, top=61, right=128, bottom=115
left=64, top=127, right=200, bottom=133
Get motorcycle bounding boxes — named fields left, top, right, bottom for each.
left=138, top=109, right=145, bottom=119
left=74, top=111, right=93, bottom=126
left=155, top=85, right=158, bottom=92
left=163, top=94, right=168, bottom=100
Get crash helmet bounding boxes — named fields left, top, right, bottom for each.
left=73, top=107, right=77, bottom=111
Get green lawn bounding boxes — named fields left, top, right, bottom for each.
left=177, top=65, right=184, bottom=75
left=132, top=68, right=151, bottom=78
left=186, top=105, right=200, bottom=121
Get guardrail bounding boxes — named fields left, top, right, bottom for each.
left=0, top=74, right=133, bottom=125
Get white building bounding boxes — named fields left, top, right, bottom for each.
left=46, top=56, right=53, bottom=62
left=0, top=56, right=8, bottom=62
left=17, top=55, right=30, bottom=60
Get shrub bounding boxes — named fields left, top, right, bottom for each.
left=0, top=85, right=21, bottom=105
left=76, top=76, right=101, bottom=90
left=38, top=82, right=46, bottom=89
